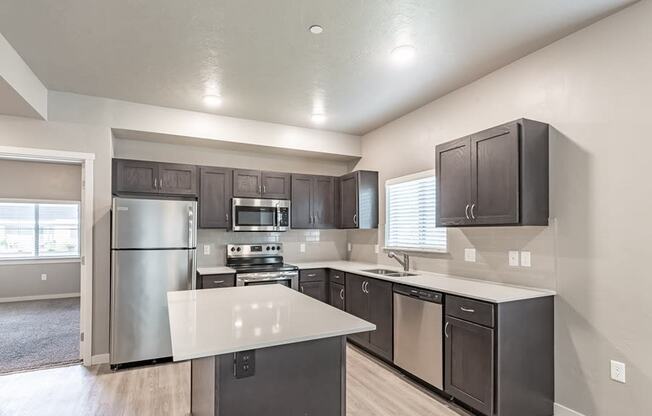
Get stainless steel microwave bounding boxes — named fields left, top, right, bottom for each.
left=231, top=198, right=291, bottom=231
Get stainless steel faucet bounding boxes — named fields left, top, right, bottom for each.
left=388, top=251, right=410, bottom=272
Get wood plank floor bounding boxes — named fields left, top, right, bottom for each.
left=0, top=345, right=470, bottom=416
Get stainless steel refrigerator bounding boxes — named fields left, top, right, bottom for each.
left=110, top=197, right=197, bottom=366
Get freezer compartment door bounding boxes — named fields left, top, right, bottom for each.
left=112, top=197, right=197, bottom=249
left=110, top=249, right=194, bottom=365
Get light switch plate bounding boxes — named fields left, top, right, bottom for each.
left=41, top=274, right=47, bottom=281
left=520, top=251, right=531, bottom=267
left=464, top=248, right=476, bottom=262
left=347, top=243, right=352, bottom=252
left=611, top=360, right=626, bottom=383
left=203, top=245, right=210, bottom=255
left=508, top=251, right=519, bottom=267
left=300, top=243, right=306, bottom=253
left=374, top=245, right=379, bottom=254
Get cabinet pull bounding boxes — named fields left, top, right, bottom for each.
left=363, top=281, right=369, bottom=294
left=307, top=273, right=316, bottom=277
left=212, top=280, right=225, bottom=284
left=339, top=288, right=344, bottom=300
left=470, top=204, right=476, bottom=219
left=154, top=178, right=157, bottom=189
left=465, top=204, right=470, bottom=219
left=353, top=214, right=358, bottom=226
left=300, top=286, right=304, bottom=293
left=444, top=321, right=450, bottom=338
left=263, top=185, right=266, bottom=193
left=460, top=306, right=475, bottom=313
left=361, top=281, right=365, bottom=294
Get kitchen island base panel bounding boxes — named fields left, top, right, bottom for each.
left=191, top=336, right=346, bottom=416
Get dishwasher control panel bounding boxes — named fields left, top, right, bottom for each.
left=393, top=284, right=443, bottom=303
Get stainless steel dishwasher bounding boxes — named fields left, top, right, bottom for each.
left=393, top=284, right=443, bottom=390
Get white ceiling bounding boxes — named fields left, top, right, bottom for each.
left=0, top=0, right=635, bottom=134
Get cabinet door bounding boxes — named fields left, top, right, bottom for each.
left=199, top=167, right=232, bottom=228
left=445, top=316, right=494, bottom=416
left=471, top=123, right=520, bottom=225
left=159, top=163, right=197, bottom=196
left=339, top=172, right=358, bottom=228
left=261, top=171, right=291, bottom=199
left=329, top=283, right=345, bottom=310
left=113, top=159, right=159, bottom=194
left=201, top=274, right=235, bottom=289
left=345, top=273, right=369, bottom=345
left=233, top=169, right=262, bottom=198
left=436, top=137, right=472, bottom=226
left=291, top=174, right=313, bottom=229
left=299, top=280, right=328, bottom=302
left=313, top=176, right=336, bottom=229
left=367, top=278, right=393, bottom=361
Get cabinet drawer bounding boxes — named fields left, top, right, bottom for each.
left=329, top=269, right=345, bottom=284
left=201, top=274, right=235, bottom=289
left=446, top=295, right=495, bottom=328
left=300, top=268, right=327, bottom=282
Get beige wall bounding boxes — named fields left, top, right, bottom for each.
left=352, top=2, right=652, bottom=415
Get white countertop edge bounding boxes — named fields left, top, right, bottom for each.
left=172, top=323, right=376, bottom=362
left=196, top=266, right=236, bottom=275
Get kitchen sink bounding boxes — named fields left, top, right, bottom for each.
left=362, top=269, right=418, bottom=278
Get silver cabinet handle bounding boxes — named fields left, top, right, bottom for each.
left=353, top=213, right=358, bottom=226
left=470, top=204, right=476, bottom=219
left=307, top=273, right=316, bottom=277
left=263, top=185, right=266, bottom=193
left=339, top=288, right=344, bottom=300
left=361, top=281, right=365, bottom=294
left=300, top=285, right=304, bottom=293
left=225, top=213, right=229, bottom=222
left=212, top=280, right=225, bottom=284
left=154, top=178, right=157, bottom=189
left=444, top=321, right=450, bottom=338
left=465, top=204, right=470, bottom=219
left=460, top=306, right=475, bottom=313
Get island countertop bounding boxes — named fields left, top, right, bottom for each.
left=167, top=284, right=375, bottom=361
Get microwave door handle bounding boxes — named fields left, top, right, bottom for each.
left=275, top=203, right=281, bottom=231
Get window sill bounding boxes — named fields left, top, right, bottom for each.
left=0, top=257, right=81, bottom=266
left=382, top=246, right=449, bottom=255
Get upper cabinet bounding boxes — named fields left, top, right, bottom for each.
left=436, top=119, right=549, bottom=227
left=339, top=171, right=378, bottom=229
left=198, top=167, right=233, bottom=229
left=233, top=169, right=291, bottom=199
left=113, top=159, right=197, bottom=196
left=291, top=174, right=337, bottom=229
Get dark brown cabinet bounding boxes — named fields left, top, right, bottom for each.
left=299, top=269, right=328, bottom=303
left=291, top=174, right=337, bottom=229
left=329, top=283, right=345, bottom=310
left=344, top=273, right=392, bottom=361
left=198, top=167, right=232, bottom=229
left=198, top=273, right=236, bottom=289
left=436, top=119, right=549, bottom=227
left=233, top=169, right=291, bottom=199
left=339, top=171, right=378, bottom=229
left=113, top=159, right=197, bottom=196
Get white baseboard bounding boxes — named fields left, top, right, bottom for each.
left=0, top=292, right=80, bottom=303
left=555, top=403, right=586, bottom=416
left=91, top=353, right=110, bottom=365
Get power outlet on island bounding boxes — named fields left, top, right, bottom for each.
left=235, top=350, right=255, bottom=379
left=611, top=360, right=626, bottom=383
left=464, top=248, right=476, bottom=263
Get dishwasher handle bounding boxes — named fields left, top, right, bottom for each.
left=393, top=284, right=442, bottom=303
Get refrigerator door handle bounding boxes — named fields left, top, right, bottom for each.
left=189, top=250, right=197, bottom=290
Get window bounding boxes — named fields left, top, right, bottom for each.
left=0, top=201, right=80, bottom=260
left=385, top=170, right=447, bottom=253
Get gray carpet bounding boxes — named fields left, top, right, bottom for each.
left=0, top=297, right=80, bottom=374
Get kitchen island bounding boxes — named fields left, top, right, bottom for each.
left=167, top=284, right=375, bottom=416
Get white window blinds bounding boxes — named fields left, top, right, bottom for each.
left=385, top=170, right=447, bottom=253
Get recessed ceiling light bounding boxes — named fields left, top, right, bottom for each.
left=309, top=25, right=324, bottom=34
left=202, top=94, right=222, bottom=107
left=311, top=113, right=327, bottom=124
left=390, top=45, right=416, bottom=65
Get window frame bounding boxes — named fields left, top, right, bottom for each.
left=0, top=198, right=81, bottom=262
left=384, top=169, right=448, bottom=254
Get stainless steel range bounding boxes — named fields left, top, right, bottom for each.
left=226, top=243, right=298, bottom=290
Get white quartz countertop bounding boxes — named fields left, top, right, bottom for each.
left=294, top=261, right=555, bottom=303
left=196, top=266, right=236, bottom=275
left=167, top=284, right=375, bottom=361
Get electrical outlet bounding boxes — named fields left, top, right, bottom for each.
left=347, top=243, right=352, bottom=252
left=508, top=251, right=519, bottom=267
left=203, top=245, right=210, bottom=255
left=520, top=251, right=531, bottom=267
left=611, top=360, right=626, bottom=383
left=464, top=248, right=476, bottom=262
left=374, top=244, right=379, bottom=254
left=234, top=350, right=255, bottom=379
left=41, top=274, right=47, bottom=281
left=299, top=243, right=306, bottom=253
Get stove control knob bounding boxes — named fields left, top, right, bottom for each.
left=266, top=246, right=271, bottom=251
left=276, top=246, right=281, bottom=250
left=236, top=247, right=241, bottom=252
left=230, top=247, right=235, bottom=252
left=271, top=246, right=276, bottom=251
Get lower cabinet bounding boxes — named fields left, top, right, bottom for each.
left=344, top=273, right=393, bottom=361
left=198, top=273, right=235, bottom=289
left=329, top=282, right=345, bottom=310
left=299, top=269, right=328, bottom=303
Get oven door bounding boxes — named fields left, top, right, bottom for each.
left=236, top=271, right=299, bottom=290
left=232, top=198, right=290, bottom=232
